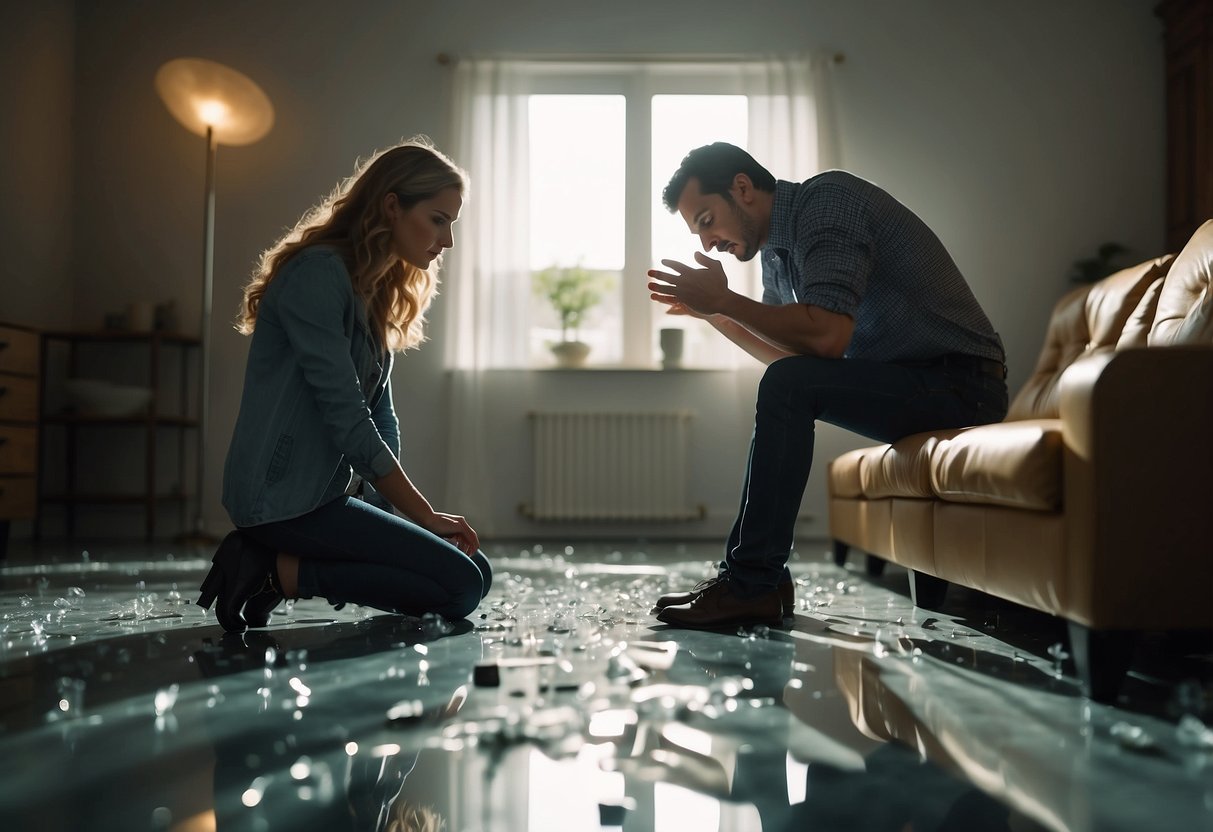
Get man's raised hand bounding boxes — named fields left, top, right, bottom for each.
left=646, top=252, right=731, bottom=317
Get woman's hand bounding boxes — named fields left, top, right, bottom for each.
left=424, top=512, right=480, bottom=555
left=374, top=469, right=481, bottom=555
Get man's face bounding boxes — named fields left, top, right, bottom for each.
left=676, top=177, right=763, bottom=262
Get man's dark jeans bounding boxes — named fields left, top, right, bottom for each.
left=723, top=355, right=1009, bottom=595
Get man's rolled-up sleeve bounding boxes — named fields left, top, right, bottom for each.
left=793, top=183, right=873, bottom=317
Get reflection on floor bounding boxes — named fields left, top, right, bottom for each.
left=0, top=540, right=1210, bottom=832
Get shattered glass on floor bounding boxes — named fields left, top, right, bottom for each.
left=0, top=541, right=1210, bottom=832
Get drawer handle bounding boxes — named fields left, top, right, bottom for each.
left=0, top=437, right=7, bottom=446
left=0, top=340, right=8, bottom=351
left=0, top=387, right=6, bottom=397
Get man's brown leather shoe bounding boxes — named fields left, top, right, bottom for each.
left=655, top=579, right=784, bottom=629
left=653, top=576, right=795, bottom=617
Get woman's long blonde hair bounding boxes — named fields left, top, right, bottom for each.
left=238, top=137, right=466, bottom=352
left=384, top=798, right=444, bottom=832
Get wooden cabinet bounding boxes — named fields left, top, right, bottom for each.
left=0, top=323, right=41, bottom=558
left=1158, top=0, right=1213, bottom=252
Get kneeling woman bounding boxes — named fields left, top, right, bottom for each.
left=198, top=138, right=491, bottom=631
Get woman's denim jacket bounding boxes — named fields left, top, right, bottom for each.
left=222, top=247, right=399, bottom=526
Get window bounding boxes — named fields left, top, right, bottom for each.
left=446, top=58, right=824, bottom=371
left=524, top=66, right=761, bottom=369
left=528, top=94, right=627, bottom=365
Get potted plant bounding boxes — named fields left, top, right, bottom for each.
left=1069, top=242, right=1132, bottom=283
left=533, top=264, right=612, bottom=367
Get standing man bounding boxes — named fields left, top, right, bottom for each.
left=649, top=143, right=1007, bottom=629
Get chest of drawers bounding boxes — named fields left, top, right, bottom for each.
left=0, top=323, right=40, bottom=556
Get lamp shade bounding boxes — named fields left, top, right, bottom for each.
left=154, top=57, right=274, bottom=146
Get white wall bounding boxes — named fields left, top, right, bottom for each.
left=7, top=0, right=1164, bottom=541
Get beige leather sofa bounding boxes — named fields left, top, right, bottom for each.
left=827, top=220, right=1213, bottom=700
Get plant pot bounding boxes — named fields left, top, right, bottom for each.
left=550, top=340, right=591, bottom=368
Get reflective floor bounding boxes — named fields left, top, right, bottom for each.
left=0, top=540, right=1210, bottom=832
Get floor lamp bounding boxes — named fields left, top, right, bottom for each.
left=154, top=58, right=273, bottom=544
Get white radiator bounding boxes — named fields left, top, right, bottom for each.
left=524, top=411, right=701, bottom=521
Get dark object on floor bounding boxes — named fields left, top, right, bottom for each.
left=473, top=662, right=501, bottom=687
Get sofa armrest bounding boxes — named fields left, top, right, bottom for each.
left=1059, top=346, right=1213, bottom=457
left=1057, top=346, right=1213, bottom=629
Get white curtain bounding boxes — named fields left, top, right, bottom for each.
left=745, top=54, right=840, bottom=181
left=446, top=60, right=533, bottom=370
left=443, top=60, right=532, bottom=527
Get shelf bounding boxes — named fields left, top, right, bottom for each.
left=41, top=330, right=201, bottom=346
left=41, top=493, right=189, bottom=505
left=42, top=414, right=198, bottom=427
left=36, top=331, right=202, bottom=540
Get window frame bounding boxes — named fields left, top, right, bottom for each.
left=520, top=62, right=759, bottom=369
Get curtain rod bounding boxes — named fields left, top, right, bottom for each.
left=436, top=51, right=844, bottom=66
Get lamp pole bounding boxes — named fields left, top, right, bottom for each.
left=187, top=125, right=218, bottom=542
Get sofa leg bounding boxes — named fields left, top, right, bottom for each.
left=1067, top=622, right=1137, bottom=703
left=832, top=540, right=849, bottom=567
left=864, top=554, right=886, bottom=577
left=908, top=570, right=949, bottom=609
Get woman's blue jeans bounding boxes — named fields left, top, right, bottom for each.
left=723, top=355, right=1009, bottom=596
left=241, top=497, right=492, bottom=621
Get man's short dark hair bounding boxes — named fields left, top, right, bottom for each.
left=661, top=142, right=777, bottom=213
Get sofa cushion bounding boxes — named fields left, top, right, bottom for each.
left=1116, top=276, right=1165, bottom=349
left=828, top=448, right=867, bottom=498
left=1006, top=258, right=1172, bottom=421
left=1151, top=219, right=1213, bottom=346
left=829, top=429, right=967, bottom=500
left=929, top=418, right=1064, bottom=511
left=829, top=420, right=1063, bottom=510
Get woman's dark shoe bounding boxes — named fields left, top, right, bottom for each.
left=242, top=569, right=285, bottom=628
left=196, top=531, right=276, bottom=632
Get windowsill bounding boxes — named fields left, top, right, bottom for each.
left=446, top=365, right=736, bottom=373
left=535, top=365, right=732, bottom=372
